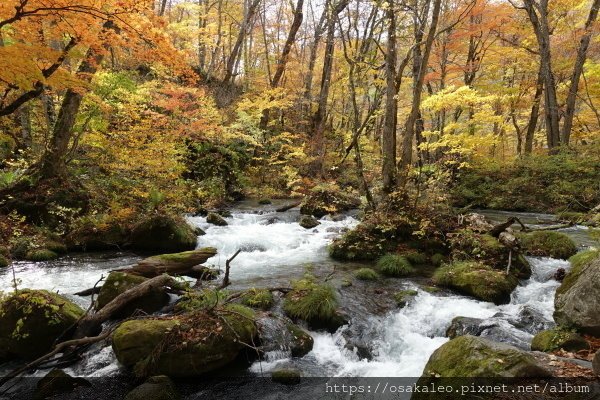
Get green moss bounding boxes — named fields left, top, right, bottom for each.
left=174, top=289, right=227, bottom=312
left=394, top=290, right=418, bottom=307
left=421, top=285, right=440, bottom=293
left=271, top=368, right=301, bottom=384
left=432, top=261, right=518, bottom=304
left=240, top=288, right=274, bottom=310
left=519, top=231, right=577, bottom=259
left=283, top=277, right=340, bottom=328
left=530, top=328, right=589, bottom=353
left=403, top=251, right=428, bottom=265
left=0, top=289, right=84, bottom=359
left=556, top=211, right=585, bottom=224
left=0, top=255, right=8, bottom=268
left=353, top=268, right=379, bottom=281
left=328, top=224, right=388, bottom=261
left=377, top=254, right=414, bottom=277
left=286, top=323, right=314, bottom=357
left=25, top=249, right=58, bottom=261
left=431, top=253, right=445, bottom=266
left=130, top=214, right=197, bottom=253
left=44, top=240, right=67, bottom=254
left=299, top=183, right=360, bottom=218
left=151, top=248, right=217, bottom=264
left=557, top=249, right=600, bottom=298
left=449, top=230, right=509, bottom=269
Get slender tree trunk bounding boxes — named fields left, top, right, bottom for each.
left=303, top=3, right=328, bottom=116
left=560, top=0, right=600, bottom=145
left=223, top=0, right=262, bottom=85
left=525, top=69, right=544, bottom=154
left=382, top=0, right=397, bottom=193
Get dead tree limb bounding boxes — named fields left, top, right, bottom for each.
left=73, top=274, right=181, bottom=339
left=276, top=202, right=301, bottom=212
left=220, top=249, right=241, bottom=289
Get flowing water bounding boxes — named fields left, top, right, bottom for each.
left=0, top=204, right=594, bottom=380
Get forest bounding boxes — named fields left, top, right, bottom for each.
left=0, top=0, right=599, bottom=398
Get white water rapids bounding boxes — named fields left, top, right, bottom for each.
left=0, top=207, right=585, bottom=378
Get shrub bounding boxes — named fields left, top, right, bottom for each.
left=283, top=278, right=337, bottom=323
left=240, top=288, right=274, bottom=310
left=354, top=268, right=379, bottom=281
left=24, top=249, right=58, bottom=262
left=403, top=250, right=428, bottom=265
left=377, top=254, right=414, bottom=277
left=519, top=231, right=577, bottom=259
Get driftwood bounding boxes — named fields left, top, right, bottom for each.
left=220, top=249, right=241, bottom=289
left=115, top=248, right=217, bottom=278
left=488, top=216, right=574, bottom=237
left=74, top=287, right=102, bottom=297
left=73, top=274, right=181, bottom=339
left=275, top=201, right=301, bottom=212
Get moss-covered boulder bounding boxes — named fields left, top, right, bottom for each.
left=519, top=231, right=577, bottom=259
left=0, top=290, right=84, bottom=359
left=299, top=215, right=320, bottom=229
left=96, top=272, right=169, bottom=316
left=112, top=305, right=257, bottom=377
left=394, top=290, right=418, bottom=308
left=0, top=254, right=9, bottom=268
left=283, top=277, right=346, bottom=332
left=271, top=368, right=301, bottom=385
left=130, top=214, right=197, bottom=253
left=206, top=212, right=228, bottom=226
left=66, top=216, right=129, bottom=251
left=353, top=268, right=379, bottom=281
left=530, top=328, right=589, bottom=353
left=422, top=335, right=551, bottom=377
left=25, top=248, right=59, bottom=262
left=286, top=323, right=314, bottom=357
left=240, top=288, right=274, bottom=310
left=432, top=261, right=519, bottom=305
left=299, top=184, right=360, bottom=218
left=124, top=376, right=180, bottom=400
left=445, top=316, right=486, bottom=339
left=554, top=251, right=600, bottom=335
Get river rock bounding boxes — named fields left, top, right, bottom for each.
left=531, top=328, right=589, bottom=352
left=124, top=376, right=180, bottom=400
left=112, top=305, right=257, bottom=377
left=0, top=289, right=85, bottom=359
left=299, top=215, right=320, bottom=229
left=206, top=212, right=228, bottom=226
left=130, top=214, right=197, bottom=253
left=255, top=315, right=314, bottom=357
left=554, top=252, right=600, bottom=335
left=96, top=272, right=169, bottom=316
left=432, top=261, right=519, bottom=304
left=299, top=184, right=360, bottom=218
left=422, top=335, right=552, bottom=377
left=518, top=231, right=577, bottom=259
left=446, top=316, right=487, bottom=339
left=34, top=369, right=91, bottom=400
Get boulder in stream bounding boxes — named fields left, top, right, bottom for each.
left=112, top=304, right=257, bottom=377
left=422, top=335, right=552, bottom=377
left=298, top=215, right=320, bottom=229
left=554, top=250, right=600, bottom=335
left=518, top=231, right=577, bottom=260
left=130, top=214, right=197, bottom=253
left=0, top=289, right=85, bottom=359
left=299, top=184, right=360, bottom=218
left=96, top=272, right=169, bottom=316
left=206, top=212, right=228, bottom=226
left=124, top=376, right=180, bottom=400
left=432, top=261, right=519, bottom=305
left=530, top=328, right=589, bottom=353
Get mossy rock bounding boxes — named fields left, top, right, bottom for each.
left=174, top=290, right=226, bottom=313
left=25, top=249, right=59, bottom=262
left=449, top=230, right=516, bottom=270
left=422, top=335, right=551, bottom=377
left=328, top=224, right=388, bottom=261
left=96, top=272, right=169, bottom=317
left=0, top=289, right=85, bottom=359
left=377, top=254, right=414, bottom=277
left=130, top=214, right=197, bottom=253
left=556, top=211, right=585, bottom=225
left=258, top=199, right=272, bottom=205
left=206, top=212, right=228, bottom=226
left=299, top=184, right=360, bottom=218
left=518, top=231, right=577, bottom=259
left=112, top=305, right=257, bottom=377
left=431, top=253, right=445, bottom=266
left=445, top=316, right=486, bottom=339
left=283, top=277, right=346, bottom=332
left=0, top=255, right=9, bottom=268
left=299, top=215, right=320, bottom=229
left=403, top=250, right=428, bottom=265
left=240, top=288, right=274, bottom=310
left=271, top=368, right=301, bottom=385
left=394, top=290, right=418, bottom=308
left=286, top=323, right=314, bottom=357
left=432, top=261, right=518, bottom=304
left=554, top=251, right=600, bottom=335
left=124, top=376, right=180, bottom=400
left=44, top=240, right=68, bottom=255
left=353, top=268, right=379, bottom=281
left=530, top=328, right=589, bottom=353
left=66, top=218, right=129, bottom=251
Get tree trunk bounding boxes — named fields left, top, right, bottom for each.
left=382, top=0, right=397, bottom=193
left=223, top=0, right=262, bottom=85
left=525, top=69, right=543, bottom=154
left=560, top=0, right=600, bottom=145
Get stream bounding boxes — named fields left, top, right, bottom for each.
left=0, top=202, right=594, bottom=383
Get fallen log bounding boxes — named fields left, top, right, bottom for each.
left=74, top=287, right=102, bottom=297
left=73, top=274, right=182, bottom=339
left=276, top=201, right=301, bottom=212
left=115, top=248, right=217, bottom=278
